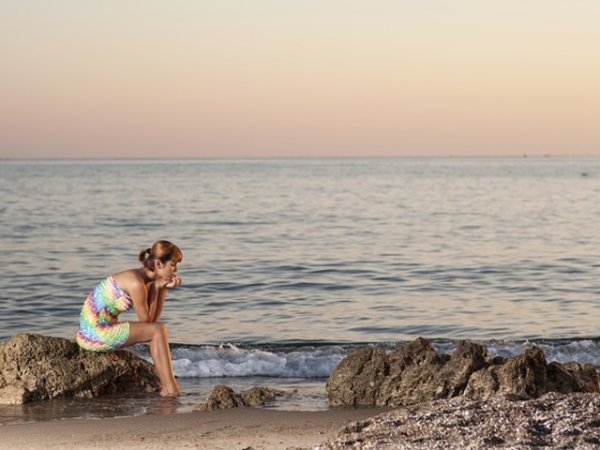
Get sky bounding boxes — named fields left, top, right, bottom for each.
left=1, top=1, right=599, bottom=159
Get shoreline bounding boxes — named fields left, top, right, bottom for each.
left=0, top=407, right=389, bottom=450
left=6, top=394, right=600, bottom=450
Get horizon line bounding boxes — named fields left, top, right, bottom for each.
left=2, top=153, right=597, bottom=162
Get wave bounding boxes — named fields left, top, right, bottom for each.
left=170, top=344, right=346, bottom=378
left=133, top=338, right=600, bottom=379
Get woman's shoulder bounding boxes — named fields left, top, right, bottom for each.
left=112, top=269, right=145, bottom=292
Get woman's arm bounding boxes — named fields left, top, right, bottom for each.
left=151, top=276, right=182, bottom=322
left=148, top=283, right=167, bottom=322
left=129, top=278, right=152, bottom=322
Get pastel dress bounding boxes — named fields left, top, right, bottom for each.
left=76, top=276, right=133, bottom=352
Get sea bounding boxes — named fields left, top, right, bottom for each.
left=1, top=156, right=599, bottom=424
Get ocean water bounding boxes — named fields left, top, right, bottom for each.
left=1, top=157, right=600, bottom=423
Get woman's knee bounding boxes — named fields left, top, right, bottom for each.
left=128, top=322, right=167, bottom=344
left=150, top=322, right=169, bottom=340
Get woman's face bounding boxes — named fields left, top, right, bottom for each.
left=156, top=260, right=179, bottom=281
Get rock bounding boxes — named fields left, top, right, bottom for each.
left=378, top=339, right=490, bottom=407
left=0, top=333, right=160, bottom=404
left=548, top=361, right=600, bottom=394
left=326, top=338, right=599, bottom=407
left=241, top=386, right=288, bottom=406
left=464, top=347, right=600, bottom=400
left=319, top=392, right=600, bottom=449
left=194, top=385, right=292, bottom=411
left=326, top=347, right=388, bottom=407
left=464, top=346, right=548, bottom=399
left=195, top=385, right=245, bottom=411
left=327, top=338, right=493, bottom=407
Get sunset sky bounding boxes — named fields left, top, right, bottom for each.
left=1, top=1, right=599, bottom=159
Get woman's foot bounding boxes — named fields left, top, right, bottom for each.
left=160, top=384, right=181, bottom=397
left=160, top=389, right=180, bottom=397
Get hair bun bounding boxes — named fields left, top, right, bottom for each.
left=138, top=247, right=152, bottom=263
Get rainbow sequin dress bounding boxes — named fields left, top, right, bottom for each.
left=76, top=276, right=133, bottom=351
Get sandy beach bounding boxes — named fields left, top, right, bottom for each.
left=0, top=408, right=387, bottom=450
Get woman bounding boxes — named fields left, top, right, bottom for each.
left=76, top=240, right=183, bottom=397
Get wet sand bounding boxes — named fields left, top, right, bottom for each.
left=0, top=407, right=388, bottom=450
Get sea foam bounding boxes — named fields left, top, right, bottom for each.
left=170, top=344, right=346, bottom=378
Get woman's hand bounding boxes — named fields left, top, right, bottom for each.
left=153, top=276, right=182, bottom=290
left=165, top=276, right=182, bottom=289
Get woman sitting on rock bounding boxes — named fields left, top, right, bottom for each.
left=76, top=240, right=183, bottom=397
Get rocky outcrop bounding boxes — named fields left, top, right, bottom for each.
left=319, top=392, right=600, bottom=450
left=194, top=385, right=294, bottom=411
left=326, top=338, right=599, bottom=407
left=325, top=347, right=388, bottom=408
left=0, top=333, right=160, bottom=404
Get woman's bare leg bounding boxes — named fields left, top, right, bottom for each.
left=124, top=322, right=180, bottom=396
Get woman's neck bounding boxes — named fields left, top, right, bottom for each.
left=137, top=267, right=156, bottom=284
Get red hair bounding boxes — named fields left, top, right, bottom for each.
left=138, top=240, right=183, bottom=271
